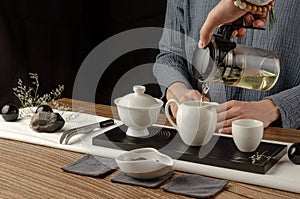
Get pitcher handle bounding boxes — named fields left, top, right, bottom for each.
left=165, top=99, right=180, bottom=131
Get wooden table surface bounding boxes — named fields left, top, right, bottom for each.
left=1, top=98, right=300, bottom=199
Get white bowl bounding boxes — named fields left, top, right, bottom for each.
left=115, top=99, right=163, bottom=137
left=116, top=148, right=174, bottom=180
left=114, top=86, right=163, bottom=137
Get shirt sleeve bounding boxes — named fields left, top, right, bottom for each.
left=153, top=0, right=193, bottom=101
left=265, top=85, right=300, bottom=129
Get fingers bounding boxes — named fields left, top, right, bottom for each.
left=243, top=13, right=255, bottom=26
left=200, top=16, right=248, bottom=46
left=244, top=13, right=267, bottom=28
left=253, top=19, right=266, bottom=28
left=216, top=99, right=276, bottom=134
left=189, top=90, right=202, bottom=101
left=170, top=104, right=178, bottom=118
left=217, top=116, right=239, bottom=131
left=199, top=14, right=219, bottom=48
left=199, top=0, right=234, bottom=47
left=218, top=127, right=232, bottom=134
left=234, top=28, right=247, bottom=38
left=199, top=0, right=268, bottom=48
left=202, top=97, right=211, bottom=102
left=231, top=30, right=239, bottom=38
left=170, top=89, right=204, bottom=118
left=177, top=89, right=202, bottom=102
left=217, top=100, right=234, bottom=112
left=199, top=0, right=246, bottom=48
left=216, top=101, right=241, bottom=134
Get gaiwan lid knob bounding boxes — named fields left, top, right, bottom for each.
left=117, top=85, right=159, bottom=108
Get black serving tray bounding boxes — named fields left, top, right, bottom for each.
left=92, top=125, right=287, bottom=174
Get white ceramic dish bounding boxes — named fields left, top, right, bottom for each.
left=115, top=148, right=174, bottom=180
left=114, top=86, right=163, bottom=137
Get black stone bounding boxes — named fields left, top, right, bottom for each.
left=1, top=104, right=19, bottom=122
left=30, top=112, right=65, bottom=133
left=288, top=143, right=300, bottom=164
left=35, top=105, right=53, bottom=113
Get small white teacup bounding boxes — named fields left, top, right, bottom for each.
left=232, top=119, right=264, bottom=153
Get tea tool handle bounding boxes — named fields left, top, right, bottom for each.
left=165, top=99, right=180, bottom=131
left=217, top=25, right=265, bottom=41
left=59, top=119, right=115, bottom=144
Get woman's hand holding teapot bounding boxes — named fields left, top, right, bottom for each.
left=166, top=82, right=209, bottom=117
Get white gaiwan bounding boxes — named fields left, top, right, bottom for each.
left=116, top=148, right=174, bottom=180
left=114, top=85, right=163, bottom=137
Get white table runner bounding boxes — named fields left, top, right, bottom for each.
left=0, top=109, right=299, bottom=194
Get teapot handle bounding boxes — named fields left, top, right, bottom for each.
left=217, top=25, right=265, bottom=41
left=165, top=99, right=180, bottom=131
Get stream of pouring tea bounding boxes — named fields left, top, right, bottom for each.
left=200, top=82, right=209, bottom=103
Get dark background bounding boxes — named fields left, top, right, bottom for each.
left=0, top=0, right=167, bottom=107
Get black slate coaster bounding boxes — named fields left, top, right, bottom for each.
left=92, top=125, right=287, bottom=174
left=61, top=154, right=117, bottom=177
left=110, top=170, right=174, bottom=188
left=162, top=174, right=228, bottom=198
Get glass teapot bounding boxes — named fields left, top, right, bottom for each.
left=192, top=25, right=280, bottom=91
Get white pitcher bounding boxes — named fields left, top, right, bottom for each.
left=165, top=99, right=218, bottom=146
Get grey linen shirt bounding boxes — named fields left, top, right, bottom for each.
left=153, top=0, right=300, bottom=129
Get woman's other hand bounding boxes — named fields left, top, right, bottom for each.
left=217, top=99, right=280, bottom=134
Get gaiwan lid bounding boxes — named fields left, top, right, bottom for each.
left=116, top=86, right=160, bottom=108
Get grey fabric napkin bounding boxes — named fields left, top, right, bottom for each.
left=162, top=174, right=228, bottom=198
left=61, top=154, right=118, bottom=177
left=110, top=170, right=174, bottom=188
